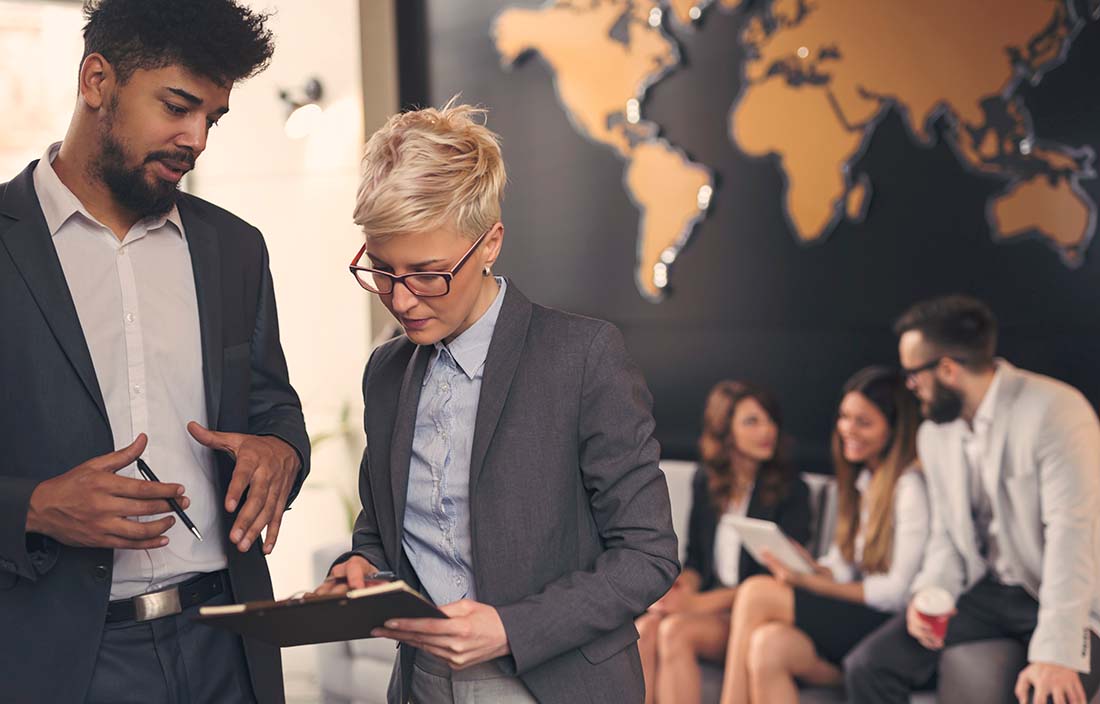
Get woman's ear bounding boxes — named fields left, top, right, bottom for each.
left=482, top=222, right=504, bottom=269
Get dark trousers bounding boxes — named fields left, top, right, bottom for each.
left=85, top=585, right=258, bottom=704
left=844, top=577, right=1100, bottom=704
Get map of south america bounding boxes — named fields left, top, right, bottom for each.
left=495, top=1, right=713, bottom=300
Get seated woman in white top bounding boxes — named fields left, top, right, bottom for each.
left=718, top=366, right=931, bottom=704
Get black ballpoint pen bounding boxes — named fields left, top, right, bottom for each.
left=136, top=458, right=203, bottom=542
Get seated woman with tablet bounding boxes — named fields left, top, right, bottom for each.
left=636, top=381, right=812, bottom=704
left=718, top=366, right=930, bottom=704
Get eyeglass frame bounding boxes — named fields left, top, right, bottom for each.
left=900, top=355, right=969, bottom=383
left=348, top=226, right=492, bottom=297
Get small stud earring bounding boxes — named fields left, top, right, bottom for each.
left=483, top=265, right=492, bottom=276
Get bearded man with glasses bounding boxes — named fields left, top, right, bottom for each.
left=314, top=101, right=679, bottom=704
left=843, top=295, right=1100, bottom=704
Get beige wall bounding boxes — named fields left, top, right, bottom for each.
left=190, top=0, right=378, bottom=600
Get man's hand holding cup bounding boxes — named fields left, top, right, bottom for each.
left=908, top=586, right=956, bottom=650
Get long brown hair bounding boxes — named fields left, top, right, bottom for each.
left=699, top=380, right=795, bottom=511
left=831, top=366, right=920, bottom=574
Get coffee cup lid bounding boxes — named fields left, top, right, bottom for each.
left=914, top=586, right=954, bottom=615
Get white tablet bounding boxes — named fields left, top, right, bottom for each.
left=728, top=516, right=815, bottom=575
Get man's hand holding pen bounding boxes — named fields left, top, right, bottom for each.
left=187, top=421, right=301, bottom=555
left=25, top=433, right=189, bottom=550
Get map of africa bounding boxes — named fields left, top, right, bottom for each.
left=493, top=0, right=1098, bottom=301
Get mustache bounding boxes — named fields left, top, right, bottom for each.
left=145, top=151, right=196, bottom=169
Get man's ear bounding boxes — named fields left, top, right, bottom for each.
left=78, top=53, right=115, bottom=111
left=938, top=357, right=963, bottom=386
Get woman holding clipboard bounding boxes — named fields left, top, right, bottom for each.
left=718, top=366, right=930, bottom=704
left=636, top=381, right=812, bottom=704
left=312, top=101, right=679, bottom=704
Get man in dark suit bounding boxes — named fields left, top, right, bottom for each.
left=315, top=102, right=679, bottom=703
left=0, top=1, right=309, bottom=702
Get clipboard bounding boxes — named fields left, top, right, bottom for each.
left=194, top=580, right=446, bottom=647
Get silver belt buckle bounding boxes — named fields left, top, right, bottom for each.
left=133, top=586, right=183, bottom=622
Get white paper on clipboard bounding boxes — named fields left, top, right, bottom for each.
left=728, top=516, right=815, bottom=574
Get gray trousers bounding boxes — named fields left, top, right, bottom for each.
left=85, top=586, right=257, bottom=704
left=845, top=577, right=1100, bottom=704
left=408, top=650, right=537, bottom=704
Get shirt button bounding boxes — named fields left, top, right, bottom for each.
left=117, top=248, right=127, bottom=257
left=125, top=312, right=136, bottom=324
left=440, top=383, right=450, bottom=392
left=132, top=384, right=143, bottom=396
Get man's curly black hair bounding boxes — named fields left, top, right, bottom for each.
left=82, top=0, right=275, bottom=87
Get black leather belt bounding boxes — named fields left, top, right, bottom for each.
left=105, top=571, right=229, bottom=623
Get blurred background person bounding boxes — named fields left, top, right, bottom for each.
left=719, top=366, right=927, bottom=704
left=846, top=296, right=1100, bottom=704
left=637, top=380, right=811, bottom=704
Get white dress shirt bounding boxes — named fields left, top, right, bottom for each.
left=960, top=365, right=1020, bottom=585
left=820, top=466, right=930, bottom=612
left=713, top=485, right=753, bottom=587
left=33, top=143, right=227, bottom=599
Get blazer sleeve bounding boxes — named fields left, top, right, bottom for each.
left=862, top=469, right=930, bottom=613
left=244, top=236, right=310, bottom=505
left=1028, top=391, right=1100, bottom=671
left=495, top=323, right=680, bottom=674
left=0, top=478, right=59, bottom=582
left=910, top=423, right=968, bottom=600
left=777, top=476, right=812, bottom=547
left=332, top=354, right=391, bottom=574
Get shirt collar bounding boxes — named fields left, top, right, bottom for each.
left=33, top=142, right=184, bottom=239
left=855, top=468, right=872, bottom=494
left=970, top=361, right=1004, bottom=434
left=430, top=277, right=507, bottom=381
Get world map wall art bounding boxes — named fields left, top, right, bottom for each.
left=493, top=0, right=1100, bottom=301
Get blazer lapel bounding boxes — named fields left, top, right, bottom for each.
left=390, top=344, right=431, bottom=557
left=945, top=423, right=979, bottom=555
left=0, top=163, right=109, bottom=429
left=468, top=283, right=532, bottom=493
left=178, top=197, right=224, bottom=430
left=982, top=363, right=1020, bottom=494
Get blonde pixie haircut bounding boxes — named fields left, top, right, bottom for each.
left=353, top=99, right=506, bottom=242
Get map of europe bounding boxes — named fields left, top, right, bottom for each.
left=493, top=0, right=1099, bottom=301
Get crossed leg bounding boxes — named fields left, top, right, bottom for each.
left=719, top=575, right=841, bottom=704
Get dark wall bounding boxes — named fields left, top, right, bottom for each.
left=397, top=1, right=1100, bottom=472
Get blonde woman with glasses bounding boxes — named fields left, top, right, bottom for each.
left=718, top=366, right=930, bottom=704
left=312, top=101, right=679, bottom=704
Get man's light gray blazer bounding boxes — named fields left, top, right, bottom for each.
left=911, top=361, right=1100, bottom=672
left=342, top=282, right=680, bottom=704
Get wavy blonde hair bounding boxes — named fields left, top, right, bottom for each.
left=831, top=366, right=920, bottom=574
left=353, top=98, right=506, bottom=241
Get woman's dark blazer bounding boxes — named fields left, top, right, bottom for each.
left=683, top=465, right=812, bottom=591
left=340, top=282, right=680, bottom=704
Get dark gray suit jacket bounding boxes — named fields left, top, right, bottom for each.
left=342, top=282, right=679, bottom=704
left=0, top=161, right=310, bottom=704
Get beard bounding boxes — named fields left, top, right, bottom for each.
left=93, top=96, right=193, bottom=218
left=923, top=378, right=964, bottom=424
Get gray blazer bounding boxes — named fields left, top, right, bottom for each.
left=342, top=282, right=679, bottom=704
left=0, top=162, right=310, bottom=703
left=911, top=361, right=1100, bottom=671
